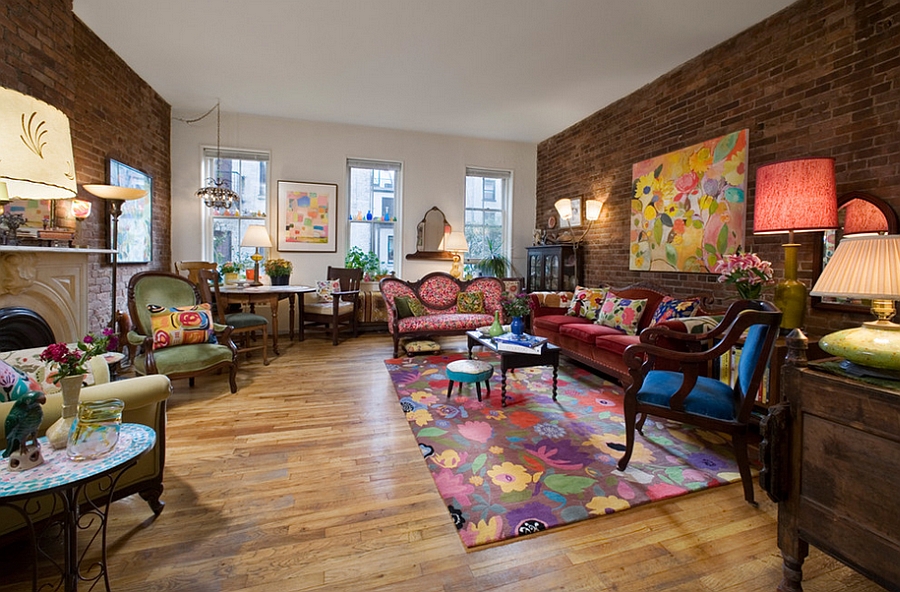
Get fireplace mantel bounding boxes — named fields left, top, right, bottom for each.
left=0, top=246, right=115, bottom=342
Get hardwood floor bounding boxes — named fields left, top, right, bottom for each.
left=0, top=333, right=885, bottom=591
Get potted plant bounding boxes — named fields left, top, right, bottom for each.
left=345, top=246, right=388, bottom=289
left=475, top=235, right=511, bottom=278
left=220, top=261, right=242, bottom=284
left=264, top=258, right=293, bottom=286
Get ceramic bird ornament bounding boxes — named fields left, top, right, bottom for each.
left=3, top=391, right=47, bottom=471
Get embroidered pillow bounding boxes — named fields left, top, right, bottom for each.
left=650, top=296, right=702, bottom=326
left=394, top=296, right=427, bottom=319
left=316, top=279, right=342, bottom=303
left=0, top=358, right=43, bottom=402
left=148, top=303, right=217, bottom=350
left=567, top=286, right=608, bottom=320
left=403, top=339, right=441, bottom=355
left=595, top=295, right=648, bottom=335
left=457, top=291, right=485, bottom=314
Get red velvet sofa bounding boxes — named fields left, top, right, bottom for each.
left=530, top=283, right=716, bottom=385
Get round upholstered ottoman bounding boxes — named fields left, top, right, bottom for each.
left=446, top=359, right=493, bottom=402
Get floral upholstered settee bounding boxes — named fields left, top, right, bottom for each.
left=380, top=272, right=505, bottom=357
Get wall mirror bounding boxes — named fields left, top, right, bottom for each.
left=812, top=191, right=899, bottom=313
left=407, top=206, right=454, bottom=260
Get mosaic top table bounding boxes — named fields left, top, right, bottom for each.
left=466, top=330, right=560, bottom=406
left=0, top=423, right=156, bottom=592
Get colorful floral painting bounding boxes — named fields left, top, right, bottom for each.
left=630, top=129, right=748, bottom=272
left=385, top=353, right=741, bottom=547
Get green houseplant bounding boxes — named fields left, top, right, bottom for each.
left=344, top=246, right=385, bottom=281
left=475, top=235, right=511, bottom=278
left=264, top=258, right=293, bottom=286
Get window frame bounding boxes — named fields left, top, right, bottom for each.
left=346, top=158, right=402, bottom=277
left=464, top=166, right=512, bottom=268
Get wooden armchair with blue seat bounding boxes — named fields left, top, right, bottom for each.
left=616, top=299, right=782, bottom=505
left=127, top=271, right=239, bottom=393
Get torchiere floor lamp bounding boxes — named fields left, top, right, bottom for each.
left=83, top=184, right=147, bottom=330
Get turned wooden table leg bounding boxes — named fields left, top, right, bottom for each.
left=777, top=553, right=805, bottom=592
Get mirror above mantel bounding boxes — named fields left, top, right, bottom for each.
left=406, top=206, right=455, bottom=260
left=812, top=191, right=899, bottom=313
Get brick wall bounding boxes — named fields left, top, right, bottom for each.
left=536, top=0, right=900, bottom=338
left=1, top=0, right=171, bottom=332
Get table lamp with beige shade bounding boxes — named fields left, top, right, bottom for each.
left=241, top=224, right=273, bottom=286
left=445, top=231, right=469, bottom=279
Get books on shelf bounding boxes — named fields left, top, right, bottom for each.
left=492, top=332, right=547, bottom=355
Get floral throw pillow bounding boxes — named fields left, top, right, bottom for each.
left=0, top=358, right=43, bottom=402
left=650, top=296, right=702, bottom=326
left=567, top=286, right=608, bottom=320
left=457, top=291, right=485, bottom=314
left=595, top=295, right=648, bottom=335
left=316, top=279, right=342, bottom=303
left=148, top=303, right=217, bottom=350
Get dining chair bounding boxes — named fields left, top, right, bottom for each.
left=196, top=268, right=270, bottom=366
left=303, top=266, right=362, bottom=345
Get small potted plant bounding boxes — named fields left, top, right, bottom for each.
left=220, top=261, right=242, bottom=284
left=345, top=246, right=388, bottom=289
left=264, top=258, right=293, bottom=286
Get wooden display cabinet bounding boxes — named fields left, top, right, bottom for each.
left=525, top=245, right=582, bottom=292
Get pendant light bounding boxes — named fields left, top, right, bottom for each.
left=196, top=102, right=239, bottom=210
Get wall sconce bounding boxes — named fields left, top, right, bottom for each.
left=554, top=197, right=603, bottom=243
left=72, top=199, right=92, bottom=221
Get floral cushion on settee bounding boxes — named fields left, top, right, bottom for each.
left=0, top=346, right=118, bottom=396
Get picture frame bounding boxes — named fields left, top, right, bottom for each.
left=277, top=180, right=338, bottom=252
left=109, top=159, right=152, bottom=263
left=568, top=197, right=583, bottom=228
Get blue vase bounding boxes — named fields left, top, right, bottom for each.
left=510, top=316, right=525, bottom=337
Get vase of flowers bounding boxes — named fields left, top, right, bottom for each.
left=713, top=251, right=774, bottom=300
left=220, top=261, right=241, bottom=283
left=501, top=291, right=533, bottom=336
left=264, top=258, right=293, bottom=286
left=41, top=328, right=119, bottom=449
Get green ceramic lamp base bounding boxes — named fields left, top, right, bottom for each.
left=820, top=320, right=900, bottom=372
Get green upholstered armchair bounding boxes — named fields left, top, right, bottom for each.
left=127, top=271, right=239, bottom=393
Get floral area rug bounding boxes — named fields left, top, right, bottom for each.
left=385, top=352, right=742, bottom=548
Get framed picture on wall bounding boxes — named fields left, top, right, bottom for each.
left=108, top=158, right=152, bottom=263
left=277, top=180, right=338, bottom=252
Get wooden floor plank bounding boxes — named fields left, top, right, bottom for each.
left=0, top=333, right=885, bottom=591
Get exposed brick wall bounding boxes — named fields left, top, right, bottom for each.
left=537, top=0, right=900, bottom=339
left=1, top=0, right=171, bottom=332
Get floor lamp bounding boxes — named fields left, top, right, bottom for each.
left=84, top=184, right=148, bottom=329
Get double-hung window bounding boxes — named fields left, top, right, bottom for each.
left=202, top=148, right=270, bottom=268
left=347, top=159, right=400, bottom=275
left=464, top=167, right=511, bottom=267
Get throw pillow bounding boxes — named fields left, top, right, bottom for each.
left=567, top=286, right=608, bottom=320
left=595, top=295, right=648, bottom=335
left=148, top=303, right=217, bottom=350
left=403, top=339, right=441, bottom=355
left=395, top=295, right=427, bottom=319
left=0, top=358, right=43, bottom=402
left=316, top=279, right=342, bottom=303
left=457, top=291, right=485, bottom=314
left=650, top=296, right=702, bottom=326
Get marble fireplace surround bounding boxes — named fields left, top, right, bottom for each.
left=0, top=246, right=113, bottom=343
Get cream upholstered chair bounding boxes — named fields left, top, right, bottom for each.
left=197, top=268, right=270, bottom=365
left=127, top=271, right=239, bottom=392
left=303, top=266, right=362, bottom=345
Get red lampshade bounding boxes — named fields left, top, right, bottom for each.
left=753, top=157, right=838, bottom=235
left=842, top=198, right=888, bottom=236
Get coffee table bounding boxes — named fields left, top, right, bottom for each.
left=466, top=330, right=560, bottom=406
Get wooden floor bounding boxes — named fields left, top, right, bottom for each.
left=0, top=333, right=885, bottom=592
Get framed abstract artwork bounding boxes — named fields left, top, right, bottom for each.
left=277, top=180, right=338, bottom=252
left=629, top=129, right=748, bottom=273
left=109, top=159, right=152, bottom=263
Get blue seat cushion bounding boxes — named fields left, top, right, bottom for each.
left=636, top=370, right=737, bottom=421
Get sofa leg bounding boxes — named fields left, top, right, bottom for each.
left=139, top=485, right=166, bottom=516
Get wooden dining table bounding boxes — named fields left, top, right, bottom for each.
left=216, top=284, right=314, bottom=355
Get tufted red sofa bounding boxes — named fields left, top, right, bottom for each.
left=380, top=272, right=505, bottom=357
left=531, top=282, right=716, bottom=385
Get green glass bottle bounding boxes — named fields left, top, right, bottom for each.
left=488, top=311, right=504, bottom=337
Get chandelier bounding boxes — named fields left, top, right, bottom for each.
left=194, top=101, right=240, bottom=210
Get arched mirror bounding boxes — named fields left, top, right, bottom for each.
left=406, top=206, right=454, bottom=260
left=812, top=191, right=899, bottom=312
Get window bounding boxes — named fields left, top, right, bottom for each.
left=347, top=159, right=400, bottom=275
left=202, top=148, right=270, bottom=268
left=465, top=167, right=511, bottom=266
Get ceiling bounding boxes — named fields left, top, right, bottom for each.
left=73, top=0, right=796, bottom=144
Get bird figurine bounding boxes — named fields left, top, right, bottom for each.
left=3, top=390, right=47, bottom=471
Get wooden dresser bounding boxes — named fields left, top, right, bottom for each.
left=761, top=339, right=900, bottom=591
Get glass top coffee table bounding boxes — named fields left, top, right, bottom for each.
left=466, top=330, right=560, bottom=406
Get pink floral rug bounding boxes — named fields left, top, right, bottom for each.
left=385, top=352, right=742, bottom=547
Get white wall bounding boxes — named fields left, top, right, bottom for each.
left=171, top=111, right=536, bottom=332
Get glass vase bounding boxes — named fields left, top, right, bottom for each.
left=488, top=311, right=505, bottom=337
left=67, top=398, right=125, bottom=461
left=46, top=374, right=84, bottom=450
